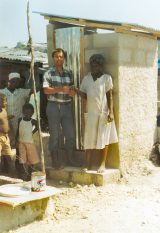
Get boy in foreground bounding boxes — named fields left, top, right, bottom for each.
left=0, top=93, right=15, bottom=176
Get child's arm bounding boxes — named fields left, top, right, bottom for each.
left=31, top=119, right=38, bottom=134
left=0, top=93, right=7, bottom=110
left=16, top=118, right=22, bottom=145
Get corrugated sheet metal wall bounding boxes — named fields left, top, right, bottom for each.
left=55, top=27, right=83, bottom=149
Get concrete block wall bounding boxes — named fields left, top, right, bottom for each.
left=158, top=76, right=160, bottom=107
left=118, top=34, right=157, bottom=172
left=157, top=40, right=160, bottom=108
left=84, top=32, right=158, bottom=173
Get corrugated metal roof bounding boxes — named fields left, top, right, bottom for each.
left=35, top=12, right=160, bottom=37
left=0, top=43, right=48, bottom=64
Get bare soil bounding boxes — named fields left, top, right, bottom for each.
left=10, top=157, right=160, bottom=233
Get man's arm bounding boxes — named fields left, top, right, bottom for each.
left=31, top=119, right=38, bottom=134
left=43, top=86, right=70, bottom=95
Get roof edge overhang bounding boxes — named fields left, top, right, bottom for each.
left=34, top=12, right=160, bottom=38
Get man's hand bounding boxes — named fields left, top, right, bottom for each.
left=63, top=86, right=76, bottom=96
left=62, top=86, right=70, bottom=94
left=8, top=115, right=15, bottom=120
left=68, top=86, right=76, bottom=96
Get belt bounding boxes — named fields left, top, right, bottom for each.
left=48, top=101, right=71, bottom=105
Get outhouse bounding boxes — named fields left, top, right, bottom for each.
left=37, top=13, right=160, bottom=173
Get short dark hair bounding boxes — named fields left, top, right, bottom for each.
left=22, top=103, right=34, bottom=113
left=52, top=48, right=65, bottom=58
left=89, top=54, right=105, bottom=65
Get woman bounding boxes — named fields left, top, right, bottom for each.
left=77, top=54, right=118, bottom=173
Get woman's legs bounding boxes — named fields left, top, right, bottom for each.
left=97, top=145, right=109, bottom=173
left=82, top=149, right=92, bottom=171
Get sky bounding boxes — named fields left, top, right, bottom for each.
left=0, top=0, right=160, bottom=47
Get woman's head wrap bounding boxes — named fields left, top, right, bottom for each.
left=89, top=54, right=105, bottom=65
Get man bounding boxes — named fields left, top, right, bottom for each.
left=43, top=48, right=76, bottom=168
left=0, top=72, right=31, bottom=146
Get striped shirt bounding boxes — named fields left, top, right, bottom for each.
left=43, top=67, right=74, bottom=103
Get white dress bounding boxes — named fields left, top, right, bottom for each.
left=80, top=73, right=118, bottom=149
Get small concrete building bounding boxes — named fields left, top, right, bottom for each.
left=37, top=13, right=160, bottom=174
left=157, top=40, right=160, bottom=107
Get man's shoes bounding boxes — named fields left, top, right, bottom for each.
left=66, top=150, right=80, bottom=167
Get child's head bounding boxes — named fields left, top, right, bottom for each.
left=22, top=103, right=34, bottom=119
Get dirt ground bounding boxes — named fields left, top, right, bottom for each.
left=10, top=156, right=160, bottom=233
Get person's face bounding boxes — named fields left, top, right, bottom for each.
left=23, top=109, right=33, bottom=120
left=8, top=78, right=20, bottom=90
left=53, top=51, right=65, bottom=67
left=90, top=62, right=104, bottom=77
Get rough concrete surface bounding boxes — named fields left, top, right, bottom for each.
left=10, top=157, right=160, bottom=233
left=47, top=167, right=120, bottom=186
left=0, top=185, right=60, bottom=232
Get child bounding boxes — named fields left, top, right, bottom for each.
left=17, top=103, right=41, bottom=180
left=0, top=93, right=15, bottom=176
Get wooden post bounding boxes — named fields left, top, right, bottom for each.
left=27, top=1, right=45, bottom=173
